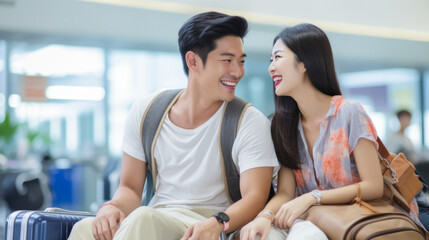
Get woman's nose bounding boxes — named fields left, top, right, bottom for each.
left=268, top=61, right=275, bottom=74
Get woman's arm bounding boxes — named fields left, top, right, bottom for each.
left=263, top=166, right=296, bottom=214
left=273, top=138, right=383, bottom=229
left=316, top=137, right=383, bottom=204
left=240, top=166, right=296, bottom=240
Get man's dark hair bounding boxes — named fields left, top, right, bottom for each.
left=178, top=11, right=248, bottom=75
left=396, top=109, right=412, bottom=119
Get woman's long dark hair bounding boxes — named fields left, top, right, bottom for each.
left=271, top=23, right=342, bottom=169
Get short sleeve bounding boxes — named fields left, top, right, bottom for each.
left=121, top=92, right=158, bottom=162
left=347, top=101, right=378, bottom=152
left=232, top=107, right=280, bottom=175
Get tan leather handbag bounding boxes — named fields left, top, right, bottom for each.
left=377, top=137, right=422, bottom=212
left=301, top=184, right=428, bottom=240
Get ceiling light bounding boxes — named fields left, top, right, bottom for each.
left=46, top=86, right=105, bottom=101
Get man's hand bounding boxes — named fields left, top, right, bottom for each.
left=92, top=204, right=126, bottom=240
left=181, top=216, right=224, bottom=240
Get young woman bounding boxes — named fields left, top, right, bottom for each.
left=240, top=23, right=423, bottom=240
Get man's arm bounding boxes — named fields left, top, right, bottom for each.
left=224, top=111, right=277, bottom=231
left=181, top=167, right=273, bottom=240
left=92, top=153, right=146, bottom=240
left=224, top=167, right=273, bottom=232
left=110, top=152, right=146, bottom=215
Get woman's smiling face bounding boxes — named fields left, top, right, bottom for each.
left=269, top=39, right=306, bottom=97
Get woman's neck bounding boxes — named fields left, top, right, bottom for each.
left=294, top=89, right=333, bottom=124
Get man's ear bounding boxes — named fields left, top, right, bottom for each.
left=186, top=51, right=200, bottom=73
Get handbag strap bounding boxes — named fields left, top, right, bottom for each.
left=354, top=183, right=361, bottom=202
left=376, top=137, right=389, bottom=159
left=376, top=137, right=398, bottom=183
left=384, top=176, right=411, bottom=212
left=353, top=183, right=381, bottom=214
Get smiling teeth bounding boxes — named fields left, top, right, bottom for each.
left=222, top=81, right=237, bottom=86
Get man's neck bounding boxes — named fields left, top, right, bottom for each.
left=398, top=128, right=406, bottom=135
left=168, top=88, right=224, bottom=129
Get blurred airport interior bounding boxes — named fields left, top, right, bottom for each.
left=1, top=0, right=429, bottom=239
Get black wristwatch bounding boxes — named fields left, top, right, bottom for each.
left=212, top=212, right=230, bottom=232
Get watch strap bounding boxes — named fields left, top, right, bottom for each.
left=212, top=212, right=230, bottom=232
left=223, top=222, right=229, bottom=232
left=311, top=189, right=322, bottom=204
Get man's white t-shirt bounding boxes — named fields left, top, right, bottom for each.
left=122, top=92, right=279, bottom=211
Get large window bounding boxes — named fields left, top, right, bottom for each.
left=108, top=50, right=187, bottom=156
left=8, top=43, right=105, bottom=160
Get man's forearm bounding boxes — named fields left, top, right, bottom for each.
left=224, top=191, right=268, bottom=232
left=110, top=186, right=143, bottom=216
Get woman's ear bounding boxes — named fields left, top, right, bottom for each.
left=300, top=62, right=307, bottom=73
left=186, top=51, right=199, bottom=73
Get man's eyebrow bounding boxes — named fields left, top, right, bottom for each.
left=220, top=52, right=247, bottom=58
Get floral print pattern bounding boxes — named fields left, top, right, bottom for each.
left=295, top=96, right=378, bottom=194
left=294, top=95, right=421, bottom=226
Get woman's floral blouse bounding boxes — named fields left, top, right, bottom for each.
left=294, top=95, right=421, bottom=225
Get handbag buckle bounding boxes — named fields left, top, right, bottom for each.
left=378, top=153, right=398, bottom=183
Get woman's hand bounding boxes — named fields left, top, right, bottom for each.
left=274, top=193, right=316, bottom=229
left=240, top=216, right=272, bottom=240
left=92, top=204, right=126, bottom=240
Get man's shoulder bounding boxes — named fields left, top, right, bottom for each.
left=133, top=91, right=165, bottom=111
left=241, top=106, right=269, bottom=121
left=237, top=106, right=271, bottom=133
left=124, top=91, right=166, bottom=124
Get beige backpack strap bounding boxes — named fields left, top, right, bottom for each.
left=140, top=89, right=183, bottom=205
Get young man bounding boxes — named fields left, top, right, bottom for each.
left=386, top=110, right=416, bottom=163
left=68, top=11, right=278, bottom=240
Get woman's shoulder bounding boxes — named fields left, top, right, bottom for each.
left=336, top=97, right=367, bottom=115
left=330, top=97, right=373, bottom=126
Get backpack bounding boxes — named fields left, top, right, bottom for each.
left=140, top=89, right=274, bottom=205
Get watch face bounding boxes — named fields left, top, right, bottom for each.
left=217, top=212, right=230, bottom=222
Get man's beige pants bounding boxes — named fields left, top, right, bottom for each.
left=68, top=206, right=219, bottom=240
left=68, top=206, right=326, bottom=240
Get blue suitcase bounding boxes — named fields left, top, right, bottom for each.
left=5, top=209, right=95, bottom=240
